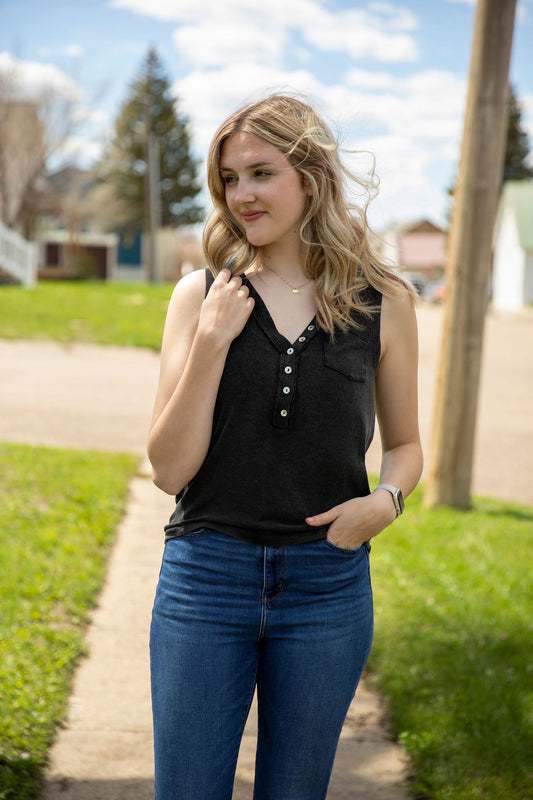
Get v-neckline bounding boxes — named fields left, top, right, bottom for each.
left=244, top=276, right=317, bottom=349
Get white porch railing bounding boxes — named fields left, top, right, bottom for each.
left=0, top=220, right=38, bottom=286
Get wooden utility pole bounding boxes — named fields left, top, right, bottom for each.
left=424, top=0, right=516, bottom=509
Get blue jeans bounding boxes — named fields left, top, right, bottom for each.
left=150, top=530, right=373, bottom=800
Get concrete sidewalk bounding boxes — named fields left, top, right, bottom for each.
left=0, top=302, right=530, bottom=799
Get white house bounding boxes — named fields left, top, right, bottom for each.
left=492, top=181, right=533, bottom=311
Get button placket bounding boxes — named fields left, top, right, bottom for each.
left=271, top=322, right=318, bottom=429
left=273, top=351, right=297, bottom=428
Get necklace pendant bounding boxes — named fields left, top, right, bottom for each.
left=292, top=288, right=300, bottom=294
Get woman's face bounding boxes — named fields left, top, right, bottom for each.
left=219, top=131, right=311, bottom=252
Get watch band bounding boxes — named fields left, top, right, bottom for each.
left=374, top=483, right=405, bottom=517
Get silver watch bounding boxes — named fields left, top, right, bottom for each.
left=375, top=483, right=405, bottom=517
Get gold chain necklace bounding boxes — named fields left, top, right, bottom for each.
left=265, top=267, right=313, bottom=294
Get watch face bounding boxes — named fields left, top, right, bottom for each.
left=397, top=490, right=405, bottom=514
left=375, top=484, right=404, bottom=515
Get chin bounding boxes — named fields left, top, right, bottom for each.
left=246, top=235, right=268, bottom=247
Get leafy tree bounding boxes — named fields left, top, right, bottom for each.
left=503, top=84, right=533, bottom=181
left=98, top=48, right=203, bottom=236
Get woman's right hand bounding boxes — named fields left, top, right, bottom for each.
left=197, top=269, right=255, bottom=350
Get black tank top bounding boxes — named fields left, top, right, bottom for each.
left=165, top=268, right=382, bottom=546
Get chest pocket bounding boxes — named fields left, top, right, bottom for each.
left=324, top=335, right=369, bottom=382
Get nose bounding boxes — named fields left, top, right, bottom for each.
left=234, top=177, right=255, bottom=205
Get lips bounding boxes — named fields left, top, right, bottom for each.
left=242, top=210, right=264, bottom=223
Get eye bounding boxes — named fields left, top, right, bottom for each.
left=254, top=170, right=270, bottom=178
left=221, top=174, right=236, bottom=185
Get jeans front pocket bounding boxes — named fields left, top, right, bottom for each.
left=320, top=536, right=372, bottom=555
left=322, top=538, right=364, bottom=555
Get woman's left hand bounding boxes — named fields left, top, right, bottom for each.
left=305, top=491, right=397, bottom=550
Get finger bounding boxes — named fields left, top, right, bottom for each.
left=229, top=274, right=243, bottom=289
left=216, top=268, right=232, bottom=284
left=306, top=507, right=340, bottom=526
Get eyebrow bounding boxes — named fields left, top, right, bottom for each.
left=219, top=161, right=275, bottom=172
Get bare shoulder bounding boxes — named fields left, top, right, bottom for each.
left=168, top=268, right=208, bottom=313
left=163, top=268, right=207, bottom=332
left=381, top=283, right=416, bottom=320
left=380, top=286, right=418, bottom=359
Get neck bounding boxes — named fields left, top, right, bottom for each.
left=259, top=238, right=305, bottom=278
left=256, top=259, right=313, bottom=295
left=259, top=254, right=306, bottom=283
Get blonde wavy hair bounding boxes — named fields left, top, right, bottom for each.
left=203, top=93, right=410, bottom=336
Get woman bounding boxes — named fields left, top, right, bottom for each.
left=147, top=93, right=423, bottom=800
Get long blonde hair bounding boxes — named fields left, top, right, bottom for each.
left=203, top=93, right=410, bottom=336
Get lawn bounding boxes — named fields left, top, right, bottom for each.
left=0, top=281, right=174, bottom=350
left=369, top=484, right=533, bottom=800
left=0, top=443, right=138, bottom=800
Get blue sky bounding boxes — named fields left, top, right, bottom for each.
left=1, top=0, right=532, bottom=229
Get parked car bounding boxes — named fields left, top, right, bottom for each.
left=403, top=271, right=428, bottom=296
left=423, top=278, right=446, bottom=303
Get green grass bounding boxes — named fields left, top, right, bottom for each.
left=368, top=484, right=533, bottom=800
left=0, top=282, right=174, bottom=349
left=0, top=443, right=138, bottom=799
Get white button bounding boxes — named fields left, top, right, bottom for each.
left=307, top=324, right=315, bottom=331
left=280, top=409, right=288, bottom=417
left=283, top=386, right=290, bottom=394
left=298, top=336, right=306, bottom=342
left=284, top=366, right=292, bottom=374
left=287, top=347, right=294, bottom=355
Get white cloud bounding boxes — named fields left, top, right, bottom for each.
left=0, top=51, right=83, bottom=102
left=173, top=22, right=288, bottom=68
left=352, top=133, right=448, bottom=226
left=342, top=68, right=466, bottom=145
left=344, top=69, right=397, bottom=90
left=174, top=64, right=325, bottom=153
left=64, top=44, right=84, bottom=59
left=109, top=0, right=190, bottom=20
left=110, top=0, right=322, bottom=25
left=303, top=5, right=418, bottom=62
left=112, top=0, right=419, bottom=64
left=50, top=134, right=104, bottom=168
left=110, top=0, right=418, bottom=32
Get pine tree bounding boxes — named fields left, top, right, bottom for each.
left=503, top=84, right=533, bottom=181
left=98, top=48, right=203, bottom=236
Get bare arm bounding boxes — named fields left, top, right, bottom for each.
left=374, top=290, right=423, bottom=501
left=147, top=268, right=254, bottom=495
left=306, top=288, right=423, bottom=547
